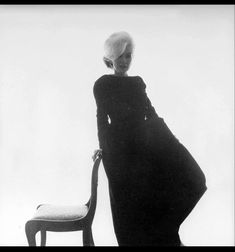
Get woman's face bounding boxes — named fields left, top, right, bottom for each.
left=112, top=43, right=133, bottom=76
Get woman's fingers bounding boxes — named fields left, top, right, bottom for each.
left=92, top=149, right=102, bottom=161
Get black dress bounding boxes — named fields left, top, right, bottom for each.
left=93, top=74, right=207, bottom=246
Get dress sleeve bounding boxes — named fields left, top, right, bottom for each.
left=93, top=81, right=109, bottom=149
left=139, top=77, right=158, bottom=119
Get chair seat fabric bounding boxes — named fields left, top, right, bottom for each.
left=32, top=204, right=89, bottom=221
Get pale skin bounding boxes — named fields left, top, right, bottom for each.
left=112, top=43, right=133, bottom=77
left=92, top=43, right=133, bottom=161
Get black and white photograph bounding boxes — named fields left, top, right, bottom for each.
left=0, top=4, right=234, bottom=246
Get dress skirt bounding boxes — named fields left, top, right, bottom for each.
left=101, top=117, right=207, bottom=246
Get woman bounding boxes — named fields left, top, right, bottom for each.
left=93, top=31, right=207, bottom=246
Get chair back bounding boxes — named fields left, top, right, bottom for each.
left=85, top=151, right=102, bottom=224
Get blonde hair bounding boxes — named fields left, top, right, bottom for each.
left=103, top=31, right=134, bottom=68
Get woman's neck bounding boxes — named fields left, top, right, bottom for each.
left=113, top=71, right=128, bottom=77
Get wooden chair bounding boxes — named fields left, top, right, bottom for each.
left=25, top=150, right=102, bottom=246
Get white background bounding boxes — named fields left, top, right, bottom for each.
left=0, top=5, right=234, bottom=246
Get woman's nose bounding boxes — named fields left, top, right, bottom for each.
left=123, top=57, right=130, bottom=64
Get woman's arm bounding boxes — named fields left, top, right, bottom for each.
left=93, top=81, right=109, bottom=150
left=139, top=77, right=158, bottom=120
left=145, top=95, right=158, bottom=120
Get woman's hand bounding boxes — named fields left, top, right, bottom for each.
left=92, top=149, right=102, bottom=161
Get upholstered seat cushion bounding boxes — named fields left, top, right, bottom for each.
left=32, top=204, right=89, bottom=221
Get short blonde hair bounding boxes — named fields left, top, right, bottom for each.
left=103, top=31, right=134, bottom=68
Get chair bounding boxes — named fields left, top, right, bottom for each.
left=25, top=150, right=102, bottom=246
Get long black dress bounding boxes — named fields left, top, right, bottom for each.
left=93, top=74, right=207, bottom=246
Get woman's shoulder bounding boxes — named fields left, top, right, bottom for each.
left=93, top=75, right=109, bottom=93
left=134, top=75, right=146, bottom=89
left=94, top=74, right=109, bottom=85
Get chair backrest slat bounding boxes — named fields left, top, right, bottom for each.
left=86, top=151, right=102, bottom=224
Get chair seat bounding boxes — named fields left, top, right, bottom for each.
left=25, top=151, right=102, bottom=246
left=32, top=204, right=89, bottom=221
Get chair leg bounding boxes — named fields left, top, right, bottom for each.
left=25, top=221, right=38, bottom=246
left=83, top=227, right=94, bottom=246
left=40, top=230, right=47, bottom=246
left=89, top=229, right=94, bottom=246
